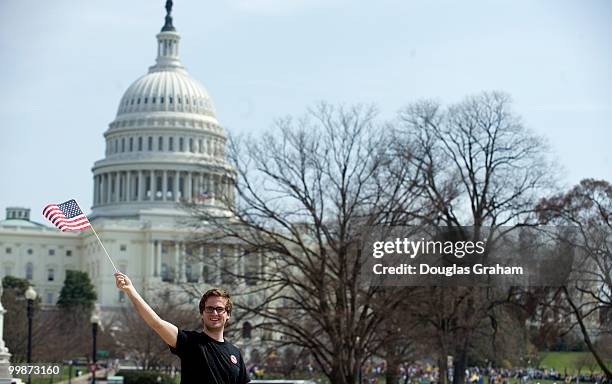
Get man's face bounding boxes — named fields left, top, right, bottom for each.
left=201, top=296, right=230, bottom=331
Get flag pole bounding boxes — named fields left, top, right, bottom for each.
left=76, top=202, right=119, bottom=274
left=90, top=225, right=119, bottom=274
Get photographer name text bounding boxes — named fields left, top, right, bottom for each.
left=373, top=263, right=524, bottom=276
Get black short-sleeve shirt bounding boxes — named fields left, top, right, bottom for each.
left=169, top=329, right=250, bottom=384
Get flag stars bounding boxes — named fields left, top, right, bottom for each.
left=58, top=199, right=83, bottom=219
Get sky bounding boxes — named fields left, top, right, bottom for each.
left=0, top=0, right=610, bottom=224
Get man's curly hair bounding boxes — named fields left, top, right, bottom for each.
left=199, top=288, right=233, bottom=316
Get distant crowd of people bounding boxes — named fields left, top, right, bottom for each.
left=394, top=365, right=610, bottom=384
left=475, top=367, right=610, bottom=384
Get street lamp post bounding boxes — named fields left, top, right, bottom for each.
left=356, top=336, right=362, bottom=384
left=24, top=286, right=37, bottom=384
left=68, top=360, right=73, bottom=384
left=90, top=305, right=101, bottom=384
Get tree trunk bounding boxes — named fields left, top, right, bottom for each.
left=330, top=366, right=355, bottom=384
left=563, top=286, right=612, bottom=380
left=439, top=355, right=448, bottom=384
left=386, top=358, right=401, bottom=384
left=452, top=340, right=469, bottom=384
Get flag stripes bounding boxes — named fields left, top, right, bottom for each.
left=42, top=199, right=92, bottom=232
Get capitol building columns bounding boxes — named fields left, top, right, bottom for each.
left=105, top=174, right=111, bottom=205
left=148, top=240, right=159, bottom=279
left=126, top=171, right=132, bottom=201
left=92, top=169, right=236, bottom=207
left=144, top=238, right=209, bottom=284
left=161, top=171, right=167, bottom=201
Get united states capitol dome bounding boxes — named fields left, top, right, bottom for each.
left=113, top=9, right=216, bottom=120
left=116, top=57, right=216, bottom=118
left=91, top=2, right=235, bottom=220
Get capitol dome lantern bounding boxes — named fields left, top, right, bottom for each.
left=91, top=1, right=235, bottom=220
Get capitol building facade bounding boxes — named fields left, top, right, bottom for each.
left=0, top=6, right=244, bottom=312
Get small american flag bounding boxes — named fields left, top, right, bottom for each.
left=42, top=199, right=91, bottom=232
left=198, top=191, right=211, bottom=201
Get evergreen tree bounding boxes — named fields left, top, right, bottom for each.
left=2, top=275, right=30, bottom=293
left=57, top=270, right=97, bottom=310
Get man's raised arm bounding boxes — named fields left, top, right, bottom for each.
left=114, top=272, right=179, bottom=348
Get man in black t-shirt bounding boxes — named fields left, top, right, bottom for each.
left=114, top=272, right=250, bottom=384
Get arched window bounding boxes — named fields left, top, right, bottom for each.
left=167, top=176, right=174, bottom=198
left=26, top=262, right=33, bottom=280
left=242, top=322, right=252, bottom=339
left=185, top=264, right=193, bottom=282
left=202, top=265, right=211, bottom=283
left=161, top=263, right=168, bottom=281
left=47, top=268, right=55, bottom=281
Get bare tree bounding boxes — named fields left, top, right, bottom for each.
left=393, top=91, right=555, bottom=384
left=395, top=91, right=553, bottom=229
left=536, top=179, right=612, bottom=379
left=36, top=307, right=93, bottom=362
left=191, top=103, right=420, bottom=384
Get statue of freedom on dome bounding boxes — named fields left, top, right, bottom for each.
left=162, top=0, right=175, bottom=32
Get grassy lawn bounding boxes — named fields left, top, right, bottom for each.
left=539, top=352, right=612, bottom=375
